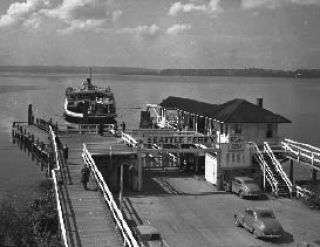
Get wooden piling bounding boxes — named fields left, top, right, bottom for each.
left=28, top=104, right=33, bottom=125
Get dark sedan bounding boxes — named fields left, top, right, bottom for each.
left=234, top=207, right=284, bottom=239
left=231, top=176, right=263, bottom=198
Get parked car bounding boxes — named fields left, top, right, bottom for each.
left=133, top=225, right=164, bottom=247
left=234, top=207, right=284, bottom=239
left=231, top=176, right=263, bottom=198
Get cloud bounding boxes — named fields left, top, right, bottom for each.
left=168, top=0, right=221, bottom=16
left=58, top=19, right=106, bottom=35
left=242, top=0, right=320, bottom=9
left=120, top=24, right=161, bottom=39
left=42, top=0, right=109, bottom=22
left=166, top=24, right=192, bottom=35
left=112, top=10, right=122, bottom=22
left=0, top=0, right=50, bottom=27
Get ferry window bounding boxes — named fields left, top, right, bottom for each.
left=235, top=124, right=242, bottom=134
left=232, top=153, right=235, bottom=163
left=226, top=153, right=230, bottom=163
left=225, top=124, right=228, bottom=135
left=266, top=124, right=273, bottom=138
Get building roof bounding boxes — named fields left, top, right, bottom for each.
left=160, top=96, right=291, bottom=124
left=159, top=96, right=218, bottom=117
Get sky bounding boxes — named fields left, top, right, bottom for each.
left=0, top=0, right=319, bottom=69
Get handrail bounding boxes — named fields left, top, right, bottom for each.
left=264, top=142, right=292, bottom=194
left=49, top=126, right=69, bottom=247
left=122, top=132, right=138, bottom=147
left=58, top=123, right=114, bottom=134
left=250, top=142, right=278, bottom=193
left=82, top=144, right=139, bottom=247
left=285, top=138, right=320, bottom=153
left=281, top=141, right=320, bottom=170
left=295, top=185, right=313, bottom=198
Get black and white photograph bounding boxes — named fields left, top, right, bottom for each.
left=0, top=0, right=320, bottom=246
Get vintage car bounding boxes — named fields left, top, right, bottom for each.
left=133, top=225, right=164, bottom=247
left=234, top=207, right=284, bottom=239
left=231, top=176, right=263, bottom=198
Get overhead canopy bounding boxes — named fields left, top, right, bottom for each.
left=160, top=96, right=291, bottom=124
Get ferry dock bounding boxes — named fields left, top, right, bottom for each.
left=11, top=98, right=320, bottom=247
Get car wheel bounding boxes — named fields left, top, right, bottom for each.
left=239, top=191, right=245, bottom=199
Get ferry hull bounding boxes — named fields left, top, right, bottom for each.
left=64, top=112, right=117, bottom=124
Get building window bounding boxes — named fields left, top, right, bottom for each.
left=237, top=153, right=241, bottom=163
left=266, top=123, right=273, bottom=138
left=234, top=124, right=242, bottom=134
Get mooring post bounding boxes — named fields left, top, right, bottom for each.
left=28, top=104, right=33, bottom=125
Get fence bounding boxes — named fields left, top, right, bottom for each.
left=49, top=126, right=69, bottom=247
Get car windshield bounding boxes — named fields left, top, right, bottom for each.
left=259, top=211, right=275, bottom=218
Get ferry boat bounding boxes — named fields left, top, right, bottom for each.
left=64, top=76, right=117, bottom=124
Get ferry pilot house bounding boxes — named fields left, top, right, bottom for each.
left=158, top=96, right=291, bottom=188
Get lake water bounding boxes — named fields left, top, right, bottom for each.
left=1, top=72, right=320, bottom=202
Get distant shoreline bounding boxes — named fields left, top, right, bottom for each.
left=1, top=66, right=320, bottom=78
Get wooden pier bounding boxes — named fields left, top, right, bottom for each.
left=12, top=120, right=139, bottom=247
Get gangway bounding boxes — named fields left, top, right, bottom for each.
left=281, top=138, right=320, bottom=172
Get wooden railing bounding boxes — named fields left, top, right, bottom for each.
left=250, top=142, right=279, bottom=194
left=264, top=142, right=293, bottom=195
left=122, top=132, right=138, bottom=147
left=295, top=185, right=313, bottom=199
left=58, top=123, right=114, bottom=134
left=49, top=126, right=69, bottom=247
left=281, top=138, right=320, bottom=171
left=82, top=144, right=140, bottom=247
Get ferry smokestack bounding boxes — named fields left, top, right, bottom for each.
left=256, top=98, right=263, bottom=108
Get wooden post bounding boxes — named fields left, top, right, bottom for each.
left=195, top=115, right=198, bottom=132
left=289, top=159, right=294, bottom=183
left=137, top=143, right=143, bottom=191
left=28, top=104, right=33, bottom=125
left=263, top=160, right=266, bottom=192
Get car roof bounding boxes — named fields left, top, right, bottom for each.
left=251, top=207, right=274, bottom=213
left=136, top=225, right=161, bottom=235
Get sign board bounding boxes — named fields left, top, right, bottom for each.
left=229, top=135, right=244, bottom=151
left=143, top=135, right=216, bottom=145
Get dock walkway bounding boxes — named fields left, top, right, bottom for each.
left=12, top=123, right=126, bottom=247
left=57, top=132, right=124, bottom=247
